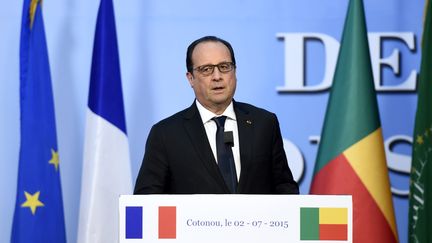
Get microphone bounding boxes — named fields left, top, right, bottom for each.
left=224, top=131, right=234, bottom=147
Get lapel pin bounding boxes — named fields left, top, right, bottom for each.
left=246, top=120, right=252, bottom=125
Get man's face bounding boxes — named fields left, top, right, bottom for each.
left=186, top=41, right=237, bottom=114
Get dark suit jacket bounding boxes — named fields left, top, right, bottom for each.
left=134, top=101, right=299, bottom=194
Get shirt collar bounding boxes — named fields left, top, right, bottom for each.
left=195, top=100, right=237, bottom=124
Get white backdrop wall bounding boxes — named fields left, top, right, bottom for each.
left=0, top=1, right=423, bottom=242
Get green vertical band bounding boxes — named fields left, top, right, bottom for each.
left=300, top=208, right=319, bottom=240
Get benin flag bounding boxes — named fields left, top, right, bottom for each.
left=301, top=208, right=348, bottom=241
left=309, top=0, right=398, bottom=242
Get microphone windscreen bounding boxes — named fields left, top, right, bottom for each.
left=224, top=131, right=234, bottom=146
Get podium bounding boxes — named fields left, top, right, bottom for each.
left=119, top=195, right=352, bottom=243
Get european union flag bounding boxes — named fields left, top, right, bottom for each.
left=11, top=0, right=66, bottom=242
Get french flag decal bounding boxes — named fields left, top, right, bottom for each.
left=125, top=206, right=177, bottom=240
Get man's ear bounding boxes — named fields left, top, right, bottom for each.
left=186, top=72, right=194, bottom=87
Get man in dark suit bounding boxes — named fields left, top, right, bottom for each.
left=134, top=36, right=298, bottom=194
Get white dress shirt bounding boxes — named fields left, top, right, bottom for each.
left=195, top=100, right=241, bottom=181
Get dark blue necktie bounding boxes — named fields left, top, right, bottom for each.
left=213, top=116, right=237, bottom=193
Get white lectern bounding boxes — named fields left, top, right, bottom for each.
left=119, top=195, right=352, bottom=243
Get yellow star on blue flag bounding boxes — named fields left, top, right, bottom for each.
left=49, top=149, right=60, bottom=171
left=21, top=191, right=44, bottom=215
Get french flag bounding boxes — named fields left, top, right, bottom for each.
left=126, top=206, right=177, bottom=240
left=77, top=0, right=132, bottom=242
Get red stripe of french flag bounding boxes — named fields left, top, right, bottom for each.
left=159, top=206, right=176, bottom=239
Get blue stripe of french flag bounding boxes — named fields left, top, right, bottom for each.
left=126, top=207, right=143, bottom=239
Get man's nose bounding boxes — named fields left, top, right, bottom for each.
left=211, top=67, right=222, bottom=80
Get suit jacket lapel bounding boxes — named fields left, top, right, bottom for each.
left=183, top=102, right=230, bottom=192
left=234, top=102, right=254, bottom=192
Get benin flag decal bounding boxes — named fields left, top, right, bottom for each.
left=301, top=207, right=348, bottom=241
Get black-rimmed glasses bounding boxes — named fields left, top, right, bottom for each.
left=193, top=62, right=236, bottom=76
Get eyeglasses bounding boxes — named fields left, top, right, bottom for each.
left=193, top=62, right=236, bottom=76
